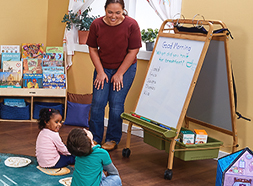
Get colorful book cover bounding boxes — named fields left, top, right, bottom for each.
left=42, top=60, right=63, bottom=67
left=4, top=98, right=26, bottom=107
left=1, top=53, right=21, bottom=68
left=46, top=46, right=63, bottom=53
left=21, top=43, right=44, bottom=58
left=23, top=73, right=43, bottom=88
left=42, top=67, right=65, bottom=74
left=1, top=53, right=21, bottom=61
left=43, top=73, right=66, bottom=89
left=1, top=45, right=20, bottom=54
left=43, top=53, right=63, bottom=61
left=23, top=58, right=42, bottom=74
left=3, top=61, right=23, bottom=74
left=0, top=72, right=22, bottom=88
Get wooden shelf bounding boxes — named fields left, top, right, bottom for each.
left=0, top=52, right=68, bottom=122
left=0, top=88, right=67, bottom=122
left=0, top=88, right=66, bottom=97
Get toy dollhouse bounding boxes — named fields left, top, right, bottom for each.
left=216, top=147, right=253, bottom=186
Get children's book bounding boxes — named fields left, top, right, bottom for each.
left=46, top=46, right=63, bottom=53
left=21, top=43, right=44, bottom=58
left=42, top=67, right=65, bottom=74
left=43, top=53, right=63, bottom=61
left=23, top=59, right=42, bottom=74
left=4, top=98, right=26, bottom=107
left=2, top=61, right=23, bottom=74
left=43, top=73, right=66, bottom=89
left=1, top=45, right=20, bottom=54
left=1, top=53, right=21, bottom=68
left=42, top=60, right=63, bottom=67
left=0, top=72, right=22, bottom=88
left=23, top=73, right=43, bottom=88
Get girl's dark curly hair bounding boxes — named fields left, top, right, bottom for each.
left=67, top=128, right=93, bottom=156
left=38, top=108, right=60, bottom=130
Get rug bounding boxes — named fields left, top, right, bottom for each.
left=0, top=153, right=74, bottom=186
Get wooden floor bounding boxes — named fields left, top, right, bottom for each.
left=0, top=121, right=218, bottom=186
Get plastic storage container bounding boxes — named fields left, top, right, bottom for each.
left=164, top=127, right=223, bottom=161
left=143, top=130, right=165, bottom=150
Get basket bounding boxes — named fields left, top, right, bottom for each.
left=33, top=102, right=64, bottom=119
left=0, top=102, right=30, bottom=120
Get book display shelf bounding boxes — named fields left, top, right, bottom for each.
left=0, top=45, right=67, bottom=122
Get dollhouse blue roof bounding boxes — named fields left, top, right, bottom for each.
left=218, top=149, right=244, bottom=172
left=216, top=147, right=253, bottom=186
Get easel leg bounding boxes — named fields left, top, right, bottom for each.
left=122, top=122, right=133, bottom=158
left=164, top=138, right=176, bottom=180
left=126, top=122, right=133, bottom=149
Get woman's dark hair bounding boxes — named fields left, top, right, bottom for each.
left=38, top=108, right=60, bottom=130
left=67, top=128, right=93, bottom=156
left=104, top=0, right=128, bottom=16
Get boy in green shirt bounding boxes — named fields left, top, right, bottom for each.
left=67, top=128, right=122, bottom=186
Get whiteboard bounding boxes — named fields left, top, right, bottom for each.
left=187, top=40, right=232, bottom=131
left=135, top=36, right=205, bottom=129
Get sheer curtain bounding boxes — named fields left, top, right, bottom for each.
left=147, top=0, right=182, bottom=28
left=63, top=0, right=95, bottom=69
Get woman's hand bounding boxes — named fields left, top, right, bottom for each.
left=94, top=72, right=109, bottom=90
left=111, top=73, right=123, bottom=91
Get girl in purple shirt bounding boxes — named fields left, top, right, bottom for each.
left=35, top=108, right=75, bottom=168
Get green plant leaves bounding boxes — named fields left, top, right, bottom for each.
left=62, top=7, right=99, bottom=31
left=141, top=28, right=159, bottom=43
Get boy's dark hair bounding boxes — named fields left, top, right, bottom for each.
left=67, top=128, right=93, bottom=156
left=38, top=108, right=60, bottom=130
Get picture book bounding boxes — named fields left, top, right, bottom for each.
left=21, top=43, right=44, bottom=58
left=42, top=67, right=65, bottom=74
left=42, top=60, right=63, bottom=67
left=2, top=61, right=23, bottom=74
left=1, top=45, right=20, bottom=54
left=4, top=98, right=26, bottom=107
left=23, top=73, right=43, bottom=88
left=1, top=53, right=20, bottom=61
left=1, top=53, right=21, bottom=68
left=46, top=46, right=63, bottom=53
left=0, top=72, right=22, bottom=88
left=194, top=129, right=208, bottom=144
left=23, top=58, right=42, bottom=74
left=43, top=53, right=63, bottom=61
left=43, top=73, right=66, bottom=89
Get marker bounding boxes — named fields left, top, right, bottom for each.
left=131, top=113, right=140, bottom=118
left=131, top=113, right=171, bottom=130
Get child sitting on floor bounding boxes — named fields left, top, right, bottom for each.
left=36, top=108, right=75, bottom=168
left=67, top=128, right=122, bottom=186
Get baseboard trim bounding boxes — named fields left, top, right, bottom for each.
left=104, top=119, right=143, bottom=138
left=104, top=119, right=228, bottom=159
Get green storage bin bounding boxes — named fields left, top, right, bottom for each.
left=165, top=136, right=223, bottom=161
left=144, top=130, right=165, bottom=150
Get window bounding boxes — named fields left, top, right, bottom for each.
left=135, top=0, right=162, bottom=30
left=89, top=0, right=162, bottom=31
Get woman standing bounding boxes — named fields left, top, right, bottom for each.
left=86, top=0, right=142, bottom=151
